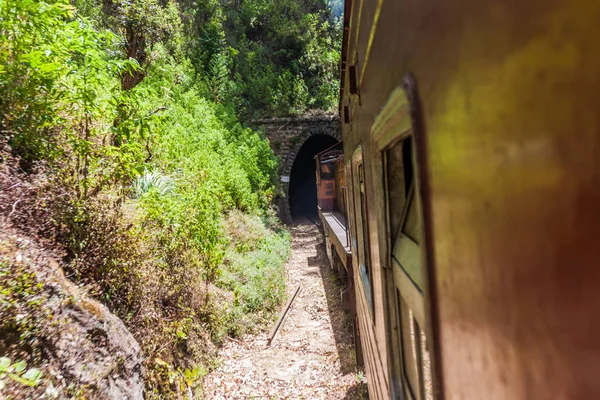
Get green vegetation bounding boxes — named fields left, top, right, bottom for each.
left=0, top=245, right=65, bottom=399
left=0, top=357, right=43, bottom=389
left=188, top=0, right=342, bottom=117
left=0, top=0, right=340, bottom=397
left=0, top=256, right=47, bottom=368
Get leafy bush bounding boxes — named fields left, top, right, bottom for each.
left=0, top=256, right=47, bottom=362
left=187, top=0, right=342, bottom=118
left=219, top=211, right=290, bottom=315
left=0, top=0, right=144, bottom=193
left=0, top=239, right=67, bottom=398
left=0, top=357, right=43, bottom=389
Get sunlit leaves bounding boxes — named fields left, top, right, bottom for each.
left=0, top=356, right=43, bottom=388
left=190, top=0, right=341, bottom=117
left=1, top=0, right=135, bottom=168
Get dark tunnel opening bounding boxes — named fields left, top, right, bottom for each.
left=289, top=134, right=339, bottom=221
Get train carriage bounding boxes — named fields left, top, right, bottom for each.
left=329, top=0, right=600, bottom=399
left=315, top=143, right=358, bottom=344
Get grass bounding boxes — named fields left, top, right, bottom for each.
left=214, top=210, right=291, bottom=339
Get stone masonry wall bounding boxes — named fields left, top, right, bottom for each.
left=252, top=113, right=341, bottom=223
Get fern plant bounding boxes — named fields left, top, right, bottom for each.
left=133, top=169, right=174, bottom=197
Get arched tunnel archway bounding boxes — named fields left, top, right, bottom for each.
left=288, top=134, right=339, bottom=221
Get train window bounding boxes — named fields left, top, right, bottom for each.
left=386, top=137, right=412, bottom=240
left=345, top=161, right=353, bottom=251
left=334, top=158, right=347, bottom=215
left=320, top=161, right=335, bottom=180
left=397, top=293, right=433, bottom=400
left=399, top=295, right=420, bottom=399
left=402, top=136, right=414, bottom=196
left=392, top=137, right=422, bottom=289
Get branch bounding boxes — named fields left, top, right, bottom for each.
left=144, top=106, right=167, bottom=119
left=9, top=198, right=22, bottom=218
left=145, top=138, right=153, bottom=163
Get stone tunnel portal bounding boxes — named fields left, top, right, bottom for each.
left=288, top=134, right=339, bottom=221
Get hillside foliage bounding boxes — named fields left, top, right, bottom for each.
left=0, top=0, right=340, bottom=397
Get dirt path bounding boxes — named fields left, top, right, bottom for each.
left=203, top=222, right=367, bottom=399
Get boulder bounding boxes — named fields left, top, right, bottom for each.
left=0, top=223, right=144, bottom=399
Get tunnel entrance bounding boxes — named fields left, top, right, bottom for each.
left=289, top=134, right=339, bottom=221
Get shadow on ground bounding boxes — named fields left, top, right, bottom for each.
left=295, top=219, right=357, bottom=376
left=344, top=380, right=369, bottom=399
left=204, top=218, right=369, bottom=399
left=305, top=221, right=369, bottom=399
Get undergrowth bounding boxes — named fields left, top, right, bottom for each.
left=0, top=0, right=293, bottom=397
left=0, top=254, right=47, bottom=367
left=218, top=211, right=290, bottom=336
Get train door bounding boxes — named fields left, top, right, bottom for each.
left=389, top=138, right=432, bottom=400
left=345, top=158, right=364, bottom=367
left=351, top=147, right=374, bottom=318
left=372, top=87, right=433, bottom=400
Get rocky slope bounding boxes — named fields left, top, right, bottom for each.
left=0, top=219, right=144, bottom=399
